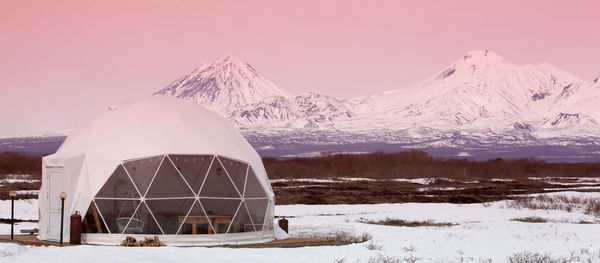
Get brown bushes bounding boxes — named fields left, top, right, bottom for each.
left=507, top=195, right=600, bottom=217
left=0, top=152, right=42, bottom=177
left=264, top=150, right=600, bottom=180
left=510, top=217, right=548, bottom=223
left=358, top=217, right=456, bottom=227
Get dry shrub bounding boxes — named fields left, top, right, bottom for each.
left=330, top=230, right=371, bottom=244
left=507, top=250, right=598, bottom=263
left=366, top=254, right=400, bottom=263
left=507, top=252, right=553, bottom=263
left=365, top=240, right=383, bottom=251
left=358, top=217, right=456, bottom=227
left=510, top=217, right=548, bottom=223
left=306, top=230, right=371, bottom=246
left=508, top=195, right=600, bottom=217
left=584, top=199, right=600, bottom=216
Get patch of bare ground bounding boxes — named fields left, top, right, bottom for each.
left=273, top=177, right=574, bottom=205
left=0, top=218, right=38, bottom=224
left=226, top=231, right=371, bottom=248
left=358, top=217, right=456, bottom=227
left=224, top=238, right=337, bottom=248
left=267, top=151, right=600, bottom=205
left=0, top=179, right=40, bottom=200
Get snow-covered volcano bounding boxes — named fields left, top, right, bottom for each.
left=155, top=56, right=356, bottom=129
left=154, top=55, right=292, bottom=113
left=154, top=52, right=599, bottom=147
left=352, top=50, right=587, bottom=131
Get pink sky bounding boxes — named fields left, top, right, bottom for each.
left=1, top=0, right=599, bottom=137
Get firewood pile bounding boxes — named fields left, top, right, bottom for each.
left=120, top=236, right=165, bottom=247
left=120, top=236, right=140, bottom=246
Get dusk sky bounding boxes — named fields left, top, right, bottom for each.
left=1, top=0, right=599, bottom=137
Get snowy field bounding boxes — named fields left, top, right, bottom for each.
left=1, top=191, right=600, bottom=262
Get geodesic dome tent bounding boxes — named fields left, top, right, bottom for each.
left=38, top=96, right=275, bottom=246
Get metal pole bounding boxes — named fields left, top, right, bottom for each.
left=11, top=195, right=14, bottom=240
left=60, top=198, right=64, bottom=244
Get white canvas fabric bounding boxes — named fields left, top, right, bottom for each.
left=38, top=96, right=275, bottom=245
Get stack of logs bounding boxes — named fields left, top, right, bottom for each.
left=120, top=236, right=165, bottom=247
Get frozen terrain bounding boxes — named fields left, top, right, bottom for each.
left=2, top=191, right=600, bottom=262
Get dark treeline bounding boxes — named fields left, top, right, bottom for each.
left=0, top=152, right=42, bottom=177
left=2, top=150, right=600, bottom=180
left=263, top=150, right=600, bottom=180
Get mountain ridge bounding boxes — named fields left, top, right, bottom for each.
left=153, top=51, right=600, bottom=146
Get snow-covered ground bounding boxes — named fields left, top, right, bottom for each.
left=1, top=192, right=600, bottom=262
left=0, top=199, right=38, bottom=220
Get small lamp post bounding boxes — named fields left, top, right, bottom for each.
left=59, top=192, right=67, bottom=244
left=9, top=191, right=16, bottom=240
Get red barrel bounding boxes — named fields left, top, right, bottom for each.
left=70, top=211, right=82, bottom=245
left=278, top=217, right=288, bottom=233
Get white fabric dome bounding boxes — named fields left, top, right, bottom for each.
left=39, top=96, right=274, bottom=245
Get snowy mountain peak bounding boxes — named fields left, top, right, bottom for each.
left=462, top=50, right=504, bottom=63
left=213, top=55, right=250, bottom=69
left=154, top=56, right=292, bottom=114
left=217, top=54, right=244, bottom=63
left=432, top=50, right=508, bottom=81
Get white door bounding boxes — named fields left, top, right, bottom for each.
left=48, top=170, right=64, bottom=240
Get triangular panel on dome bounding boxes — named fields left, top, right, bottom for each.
left=123, top=155, right=163, bottom=197
left=199, top=198, right=240, bottom=234
left=198, top=157, right=241, bottom=198
left=123, top=202, right=163, bottom=235
left=263, top=200, right=274, bottom=231
left=244, top=167, right=268, bottom=198
left=169, top=154, right=214, bottom=195
left=94, top=199, right=141, bottom=234
left=177, top=200, right=214, bottom=235
left=82, top=201, right=109, bottom=234
left=146, top=199, right=195, bottom=234
left=146, top=158, right=195, bottom=198
left=219, top=156, right=248, bottom=196
left=245, top=199, right=269, bottom=232
left=95, top=165, right=140, bottom=198
left=228, top=201, right=254, bottom=233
